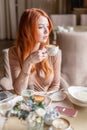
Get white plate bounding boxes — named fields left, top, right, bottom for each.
left=49, top=91, right=66, bottom=102
left=34, top=91, right=46, bottom=96
left=68, top=86, right=87, bottom=103
left=34, top=90, right=58, bottom=95
left=47, top=90, right=58, bottom=95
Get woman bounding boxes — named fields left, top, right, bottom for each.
left=9, top=8, right=61, bottom=95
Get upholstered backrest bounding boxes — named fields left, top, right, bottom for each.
left=0, top=48, right=13, bottom=90
left=57, top=32, right=87, bottom=87
left=80, top=14, right=87, bottom=25
left=50, top=14, right=77, bottom=26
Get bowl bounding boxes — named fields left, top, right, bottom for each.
left=68, top=93, right=87, bottom=107
left=67, top=86, right=87, bottom=107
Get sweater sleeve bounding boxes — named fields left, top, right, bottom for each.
left=9, top=47, right=22, bottom=83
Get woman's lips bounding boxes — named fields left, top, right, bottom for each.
left=43, top=36, right=48, bottom=39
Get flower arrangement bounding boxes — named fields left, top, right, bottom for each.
left=12, top=94, right=59, bottom=130
left=12, top=96, right=46, bottom=130
left=12, top=96, right=46, bottom=120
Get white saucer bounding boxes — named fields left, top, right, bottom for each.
left=45, top=96, right=52, bottom=107
left=47, top=90, right=58, bottom=95
left=49, top=91, right=66, bottom=102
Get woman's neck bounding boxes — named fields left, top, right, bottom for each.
left=32, top=42, right=40, bottom=52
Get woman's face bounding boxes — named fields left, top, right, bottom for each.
left=37, top=16, right=50, bottom=44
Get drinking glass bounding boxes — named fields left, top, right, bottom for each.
left=0, top=100, right=13, bottom=130
left=21, top=89, right=34, bottom=102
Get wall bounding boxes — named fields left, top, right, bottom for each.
left=25, top=0, right=70, bottom=15
left=84, top=0, right=87, bottom=7
left=26, top=0, right=58, bottom=15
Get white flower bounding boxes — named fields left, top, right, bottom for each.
left=28, top=112, right=37, bottom=121
left=35, top=108, right=46, bottom=117
left=36, top=117, right=42, bottom=123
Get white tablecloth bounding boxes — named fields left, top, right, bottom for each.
left=1, top=95, right=87, bottom=130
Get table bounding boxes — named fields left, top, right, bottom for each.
left=6, top=106, right=87, bottom=130
left=2, top=96, right=87, bottom=130
left=66, top=105, right=87, bottom=130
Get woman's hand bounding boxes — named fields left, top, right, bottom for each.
left=27, top=47, right=48, bottom=64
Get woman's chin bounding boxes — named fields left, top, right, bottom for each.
left=41, top=40, right=48, bottom=44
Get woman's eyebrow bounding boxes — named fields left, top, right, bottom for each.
left=38, top=23, right=49, bottom=26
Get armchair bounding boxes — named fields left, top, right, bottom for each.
left=57, top=31, right=87, bottom=87
left=80, top=14, right=87, bottom=25
left=0, top=48, right=13, bottom=90
left=50, top=14, right=77, bottom=26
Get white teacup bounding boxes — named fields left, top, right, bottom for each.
left=52, top=117, right=71, bottom=130
left=46, top=45, right=59, bottom=56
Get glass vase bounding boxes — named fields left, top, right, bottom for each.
left=27, top=112, right=44, bottom=130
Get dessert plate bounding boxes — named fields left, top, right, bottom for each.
left=49, top=90, right=66, bottom=102
left=32, top=91, right=52, bottom=107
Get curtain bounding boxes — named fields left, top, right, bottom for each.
left=0, top=0, right=62, bottom=40
left=0, top=0, right=6, bottom=39
left=58, top=0, right=68, bottom=14
left=0, top=0, right=32, bottom=40
left=0, top=0, right=17, bottom=39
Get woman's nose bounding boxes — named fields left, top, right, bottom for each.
left=44, top=27, right=49, bottom=34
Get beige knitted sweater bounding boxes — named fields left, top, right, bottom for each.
left=9, top=46, right=61, bottom=92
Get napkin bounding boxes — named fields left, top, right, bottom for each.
left=57, top=26, right=68, bottom=32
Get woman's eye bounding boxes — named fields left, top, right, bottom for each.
left=38, top=26, right=43, bottom=29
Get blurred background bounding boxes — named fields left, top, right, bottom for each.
left=0, top=0, right=87, bottom=90
left=0, top=0, right=87, bottom=40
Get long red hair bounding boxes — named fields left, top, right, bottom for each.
left=15, top=8, right=53, bottom=78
